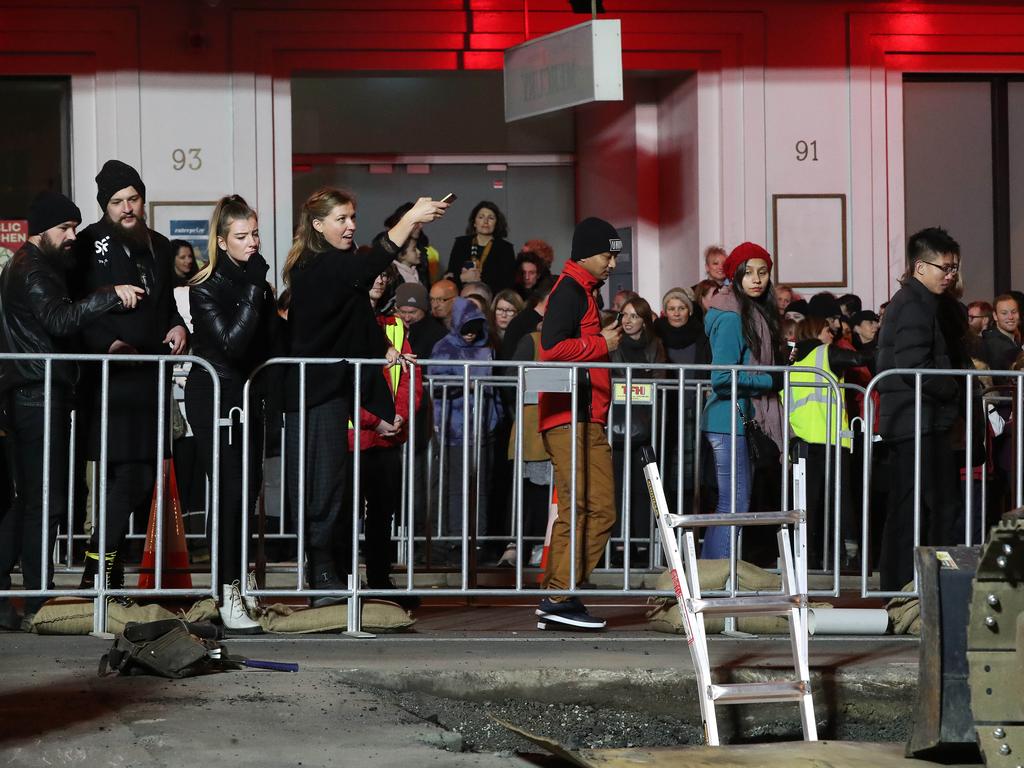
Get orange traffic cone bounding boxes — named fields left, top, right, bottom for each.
left=137, top=459, right=192, bottom=589
left=537, top=486, right=560, bottom=582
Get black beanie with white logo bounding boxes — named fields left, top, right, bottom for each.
left=571, top=217, right=622, bottom=262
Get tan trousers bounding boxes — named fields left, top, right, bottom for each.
left=541, top=422, right=617, bottom=594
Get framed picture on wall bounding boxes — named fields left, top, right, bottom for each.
left=772, top=194, right=847, bottom=288
left=148, top=201, right=217, bottom=266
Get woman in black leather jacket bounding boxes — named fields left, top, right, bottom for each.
left=185, top=195, right=278, bottom=632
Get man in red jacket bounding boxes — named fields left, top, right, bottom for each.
left=536, top=217, right=623, bottom=630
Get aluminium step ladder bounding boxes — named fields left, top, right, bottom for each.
left=639, top=445, right=817, bottom=746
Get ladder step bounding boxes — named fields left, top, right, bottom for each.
left=664, top=511, right=803, bottom=528
left=709, top=680, right=810, bottom=704
left=689, top=594, right=805, bottom=616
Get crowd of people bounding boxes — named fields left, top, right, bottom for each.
left=0, top=157, right=1020, bottom=633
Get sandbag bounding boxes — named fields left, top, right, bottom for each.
left=646, top=562, right=820, bottom=636
left=258, top=600, right=415, bottom=634
left=30, top=598, right=176, bottom=635
left=181, top=595, right=417, bottom=634
left=885, top=592, right=921, bottom=636
left=181, top=597, right=219, bottom=624
left=650, top=560, right=782, bottom=595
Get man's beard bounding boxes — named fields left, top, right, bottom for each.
left=38, top=233, right=75, bottom=270
left=105, top=213, right=151, bottom=248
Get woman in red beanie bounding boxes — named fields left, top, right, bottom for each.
left=700, top=242, right=784, bottom=559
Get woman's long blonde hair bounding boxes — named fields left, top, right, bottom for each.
left=190, top=194, right=256, bottom=285
left=283, top=187, right=356, bottom=287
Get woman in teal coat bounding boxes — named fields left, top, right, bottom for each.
left=701, top=242, right=784, bottom=558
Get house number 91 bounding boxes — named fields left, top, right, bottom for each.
left=795, top=140, right=818, bottom=162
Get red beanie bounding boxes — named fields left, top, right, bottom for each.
left=723, top=242, right=773, bottom=282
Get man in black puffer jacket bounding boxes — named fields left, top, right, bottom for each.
left=0, top=192, right=143, bottom=629
left=875, top=226, right=965, bottom=591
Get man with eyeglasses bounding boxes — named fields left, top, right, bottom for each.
left=875, top=227, right=966, bottom=591
left=429, top=279, right=458, bottom=329
left=966, top=301, right=992, bottom=335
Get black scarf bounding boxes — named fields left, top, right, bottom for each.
left=618, top=330, right=654, bottom=363
left=654, top=315, right=703, bottom=350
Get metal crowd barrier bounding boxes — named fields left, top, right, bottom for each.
left=0, top=352, right=220, bottom=633
left=237, top=357, right=845, bottom=631
left=861, top=368, right=1024, bottom=598
left=12, top=353, right=1008, bottom=630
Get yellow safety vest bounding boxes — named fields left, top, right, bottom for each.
left=787, top=344, right=851, bottom=450
left=348, top=318, right=405, bottom=429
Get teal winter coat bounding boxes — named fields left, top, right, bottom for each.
left=701, top=306, right=775, bottom=435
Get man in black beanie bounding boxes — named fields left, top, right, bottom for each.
left=71, top=159, right=187, bottom=594
left=535, top=216, right=623, bottom=631
left=806, top=292, right=843, bottom=336
left=0, top=192, right=144, bottom=629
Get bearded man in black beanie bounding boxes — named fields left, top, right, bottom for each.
left=71, top=160, right=187, bottom=595
left=0, top=192, right=144, bottom=629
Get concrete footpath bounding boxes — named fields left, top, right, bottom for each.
left=0, top=630, right=922, bottom=767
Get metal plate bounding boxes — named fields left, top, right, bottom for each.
left=968, top=518, right=1024, bottom=768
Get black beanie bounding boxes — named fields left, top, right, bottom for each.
left=571, top=217, right=622, bottom=262
left=28, top=191, right=82, bottom=236
left=807, top=292, right=842, bottom=320
left=95, top=159, right=146, bottom=210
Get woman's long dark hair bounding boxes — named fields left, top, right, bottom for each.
left=732, top=261, right=781, bottom=356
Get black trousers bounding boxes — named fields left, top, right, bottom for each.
left=0, top=400, right=71, bottom=611
left=186, top=383, right=261, bottom=593
left=285, top=398, right=349, bottom=574
left=612, top=443, right=654, bottom=543
left=879, top=431, right=962, bottom=591
left=86, top=461, right=155, bottom=557
left=340, top=446, right=402, bottom=588
left=797, top=442, right=853, bottom=570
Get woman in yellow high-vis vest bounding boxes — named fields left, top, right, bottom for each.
left=787, top=316, right=873, bottom=568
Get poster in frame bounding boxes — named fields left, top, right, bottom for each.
left=148, top=201, right=216, bottom=267
left=772, top=194, right=847, bottom=288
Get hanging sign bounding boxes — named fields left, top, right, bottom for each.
left=504, top=19, right=623, bottom=122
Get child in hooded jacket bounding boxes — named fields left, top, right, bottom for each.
left=430, top=298, right=502, bottom=555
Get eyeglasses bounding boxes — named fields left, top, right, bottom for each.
left=495, top=307, right=517, bottom=315
left=921, top=260, right=959, bottom=276
left=430, top=296, right=455, bottom=304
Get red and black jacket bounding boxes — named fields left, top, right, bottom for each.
left=538, top=260, right=610, bottom=431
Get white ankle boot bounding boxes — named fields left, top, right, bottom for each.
left=244, top=571, right=263, bottom=616
left=220, top=582, right=263, bottom=634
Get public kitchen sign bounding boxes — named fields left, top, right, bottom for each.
left=0, top=220, right=27, bottom=269
left=504, top=19, right=622, bottom=122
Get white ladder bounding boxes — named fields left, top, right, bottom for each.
left=639, top=446, right=817, bottom=746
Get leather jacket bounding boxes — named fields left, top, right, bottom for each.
left=187, top=253, right=276, bottom=386
left=0, top=242, right=120, bottom=396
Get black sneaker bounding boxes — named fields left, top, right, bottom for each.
left=309, top=566, right=347, bottom=608
left=535, top=597, right=606, bottom=630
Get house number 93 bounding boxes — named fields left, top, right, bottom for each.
left=172, top=148, right=203, bottom=171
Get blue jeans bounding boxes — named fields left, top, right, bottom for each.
left=702, top=432, right=751, bottom=559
